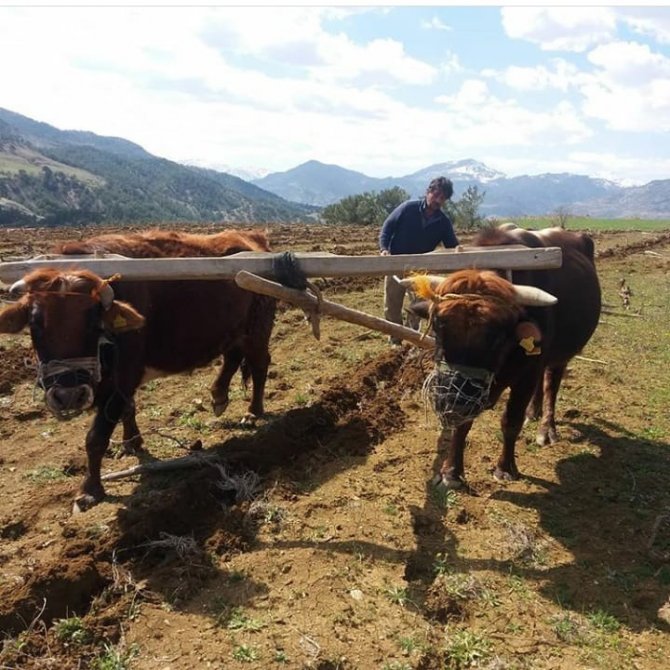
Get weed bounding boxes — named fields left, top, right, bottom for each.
left=225, top=606, right=265, bottom=631
left=53, top=616, right=91, bottom=646
left=384, top=502, right=399, bottom=516
left=25, top=465, right=68, bottom=483
left=294, top=392, right=309, bottom=406
left=587, top=609, right=620, bottom=633
left=383, top=663, right=412, bottom=670
left=398, top=635, right=424, bottom=655
left=384, top=584, right=410, bottom=607
left=274, top=649, right=289, bottom=663
left=433, top=552, right=450, bottom=576
left=91, top=642, right=139, bottom=670
left=551, top=613, right=586, bottom=644
left=232, top=643, right=260, bottom=662
left=444, top=629, right=491, bottom=668
left=431, top=487, right=459, bottom=510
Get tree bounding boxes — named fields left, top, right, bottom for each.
left=321, top=187, right=410, bottom=226
left=447, top=185, right=486, bottom=231
left=552, top=205, right=571, bottom=229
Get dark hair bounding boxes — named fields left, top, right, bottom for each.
left=427, top=176, right=453, bottom=200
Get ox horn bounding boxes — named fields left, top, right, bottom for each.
left=98, top=282, right=115, bottom=309
left=513, top=285, right=557, bottom=306
left=9, top=279, right=27, bottom=297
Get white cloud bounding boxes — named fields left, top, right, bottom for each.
left=484, top=59, right=582, bottom=92
left=579, top=41, right=670, bottom=131
left=421, top=16, right=452, bottom=32
left=435, top=80, right=592, bottom=148
left=501, top=7, right=617, bottom=52
left=617, top=8, right=670, bottom=44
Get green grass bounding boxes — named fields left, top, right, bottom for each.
left=24, top=465, right=69, bottom=484
left=53, top=616, right=91, bottom=646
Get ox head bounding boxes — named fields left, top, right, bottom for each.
left=401, top=270, right=557, bottom=427
left=0, top=269, right=145, bottom=420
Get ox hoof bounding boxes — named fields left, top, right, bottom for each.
left=212, top=400, right=229, bottom=417
left=115, top=436, right=144, bottom=459
left=72, top=493, right=103, bottom=514
left=536, top=428, right=559, bottom=446
left=493, top=467, right=519, bottom=482
left=240, top=413, right=259, bottom=426
left=432, top=473, right=463, bottom=490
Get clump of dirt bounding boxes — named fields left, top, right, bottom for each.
left=597, top=231, right=670, bottom=259
left=0, top=343, right=35, bottom=394
left=423, top=573, right=483, bottom=623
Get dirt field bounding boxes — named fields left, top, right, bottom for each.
left=0, top=224, right=669, bottom=670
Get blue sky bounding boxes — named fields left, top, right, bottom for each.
left=1, top=4, right=670, bottom=185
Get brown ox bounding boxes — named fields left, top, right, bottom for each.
left=0, top=229, right=276, bottom=511
left=403, top=225, right=601, bottom=488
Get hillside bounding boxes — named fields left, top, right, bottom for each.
left=0, top=109, right=316, bottom=226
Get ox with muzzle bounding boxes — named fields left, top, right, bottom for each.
left=403, top=225, right=601, bottom=489
left=0, top=228, right=277, bottom=512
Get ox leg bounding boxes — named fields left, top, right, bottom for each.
left=75, top=392, right=127, bottom=513
left=120, top=399, right=144, bottom=456
left=526, top=373, right=544, bottom=422
left=244, top=347, right=271, bottom=419
left=211, top=349, right=244, bottom=417
left=536, top=364, right=566, bottom=446
left=434, top=422, right=473, bottom=489
left=496, top=383, right=536, bottom=481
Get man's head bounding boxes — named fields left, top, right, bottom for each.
left=425, top=176, right=454, bottom=209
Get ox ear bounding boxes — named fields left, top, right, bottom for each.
left=515, top=321, right=542, bottom=356
left=0, top=301, right=30, bottom=334
left=102, top=300, right=146, bottom=333
left=407, top=299, right=431, bottom=321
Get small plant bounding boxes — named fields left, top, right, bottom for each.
left=91, top=642, right=138, bottom=670
left=587, top=609, right=620, bottom=633
left=274, top=649, right=289, bottom=663
left=53, top=616, right=91, bottom=646
left=384, top=584, right=410, bottom=607
left=294, top=392, right=309, bottom=406
left=433, top=552, right=450, bottom=576
left=398, top=635, right=424, bottom=654
left=25, top=465, right=68, bottom=483
left=551, top=613, right=586, bottom=644
left=445, top=629, right=491, bottom=668
left=232, top=643, right=260, bottom=662
left=384, top=502, right=399, bottom=516
left=225, top=606, right=264, bottom=631
left=431, top=487, right=459, bottom=510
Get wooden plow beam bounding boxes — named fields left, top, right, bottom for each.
left=0, top=244, right=562, bottom=284
left=235, top=270, right=436, bottom=349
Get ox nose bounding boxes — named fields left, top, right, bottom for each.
left=45, top=385, right=95, bottom=420
left=427, top=368, right=493, bottom=427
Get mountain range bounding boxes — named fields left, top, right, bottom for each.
left=251, top=159, right=670, bottom=219
left=0, top=108, right=316, bottom=226
left=1, top=107, right=669, bottom=225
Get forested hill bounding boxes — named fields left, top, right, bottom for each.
left=0, top=108, right=316, bottom=227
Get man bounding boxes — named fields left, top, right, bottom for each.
left=379, top=176, right=459, bottom=343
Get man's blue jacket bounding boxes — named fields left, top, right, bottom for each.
left=378, top=198, right=459, bottom=254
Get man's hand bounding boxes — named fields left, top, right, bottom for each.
left=380, top=249, right=390, bottom=256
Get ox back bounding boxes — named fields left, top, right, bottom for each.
left=474, top=226, right=601, bottom=369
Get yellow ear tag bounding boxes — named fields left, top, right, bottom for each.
left=519, top=336, right=541, bottom=355
left=112, top=314, right=128, bottom=329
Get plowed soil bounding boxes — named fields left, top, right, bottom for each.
left=0, top=224, right=669, bottom=670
